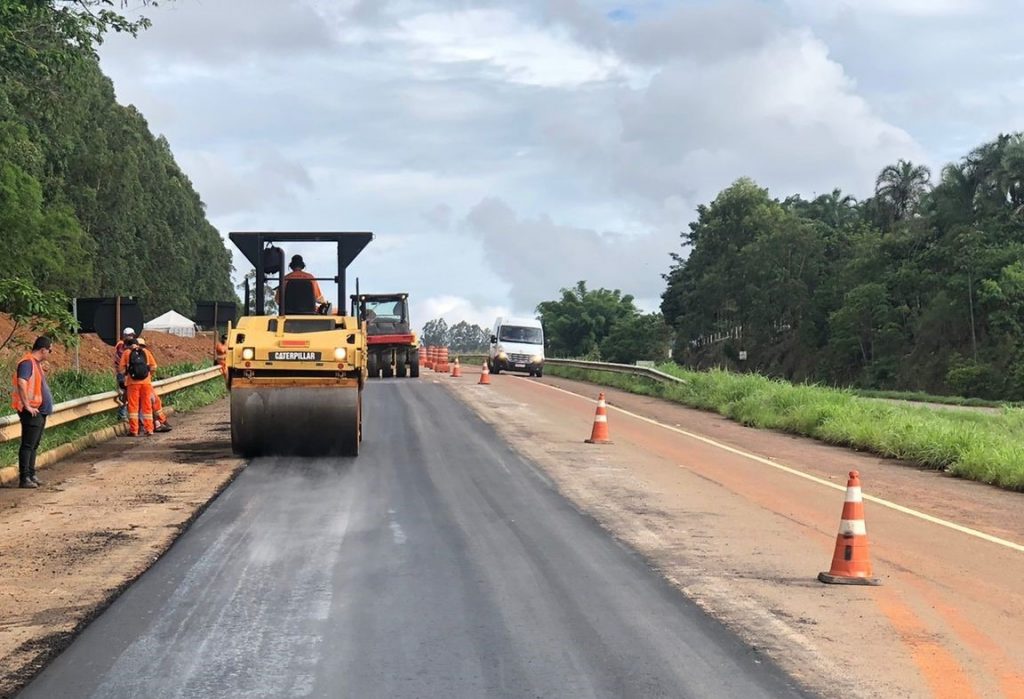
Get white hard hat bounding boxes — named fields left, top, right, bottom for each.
left=123, top=327, right=135, bottom=336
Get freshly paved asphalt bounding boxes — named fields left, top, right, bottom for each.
left=18, top=380, right=811, bottom=698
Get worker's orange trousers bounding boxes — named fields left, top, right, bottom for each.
left=126, top=382, right=155, bottom=435
left=149, top=391, right=167, bottom=425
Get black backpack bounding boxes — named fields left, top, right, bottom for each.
left=127, top=347, right=150, bottom=380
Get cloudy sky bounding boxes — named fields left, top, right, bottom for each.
left=97, top=0, right=1023, bottom=330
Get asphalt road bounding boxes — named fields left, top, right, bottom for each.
left=18, top=380, right=809, bottom=699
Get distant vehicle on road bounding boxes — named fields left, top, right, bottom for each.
left=489, top=316, right=544, bottom=377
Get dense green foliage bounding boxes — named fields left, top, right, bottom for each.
left=662, top=137, right=1024, bottom=400
left=0, top=276, right=78, bottom=350
left=536, top=281, right=671, bottom=362
left=0, top=0, right=235, bottom=320
left=546, top=363, right=1024, bottom=491
left=420, top=318, right=490, bottom=352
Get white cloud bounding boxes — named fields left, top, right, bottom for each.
left=463, top=198, right=673, bottom=312
left=783, top=0, right=981, bottom=20
left=417, top=295, right=509, bottom=332
left=95, top=0, right=1019, bottom=331
left=400, top=8, right=627, bottom=88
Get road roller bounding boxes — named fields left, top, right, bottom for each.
left=225, top=231, right=373, bottom=458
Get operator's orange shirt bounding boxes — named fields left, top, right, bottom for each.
left=275, top=270, right=326, bottom=305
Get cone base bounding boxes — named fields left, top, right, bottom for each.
left=585, top=438, right=614, bottom=444
left=818, top=571, right=881, bottom=586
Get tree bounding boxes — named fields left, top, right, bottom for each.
left=447, top=321, right=489, bottom=352
left=599, top=313, right=672, bottom=364
left=0, top=276, right=78, bottom=351
left=826, top=283, right=902, bottom=384
left=874, top=159, right=932, bottom=224
left=421, top=318, right=450, bottom=347
left=0, top=2, right=237, bottom=317
left=537, top=281, right=637, bottom=358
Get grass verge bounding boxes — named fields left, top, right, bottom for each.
left=0, top=377, right=227, bottom=469
left=845, top=388, right=1016, bottom=409
left=546, top=364, right=1024, bottom=492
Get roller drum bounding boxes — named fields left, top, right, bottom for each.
left=231, top=386, right=360, bottom=457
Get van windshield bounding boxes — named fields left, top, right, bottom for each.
left=499, top=326, right=543, bottom=344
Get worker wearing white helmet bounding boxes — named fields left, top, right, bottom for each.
left=113, top=327, right=136, bottom=421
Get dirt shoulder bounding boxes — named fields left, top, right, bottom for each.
left=0, top=399, right=241, bottom=699
left=444, top=369, right=1024, bottom=699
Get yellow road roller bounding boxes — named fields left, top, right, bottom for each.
left=226, top=231, right=373, bottom=457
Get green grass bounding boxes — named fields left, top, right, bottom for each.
left=845, top=388, right=1016, bottom=409
left=0, top=377, right=227, bottom=470
left=546, top=364, right=1024, bottom=492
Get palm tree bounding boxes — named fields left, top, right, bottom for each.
left=813, top=188, right=858, bottom=228
left=874, top=159, right=932, bottom=223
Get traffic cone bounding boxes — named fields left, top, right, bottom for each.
left=584, top=392, right=613, bottom=444
left=479, top=361, right=491, bottom=385
left=818, top=470, right=881, bottom=585
left=451, top=357, right=461, bottom=378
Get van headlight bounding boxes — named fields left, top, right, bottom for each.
left=531, top=355, right=542, bottom=364
left=497, top=351, right=507, bottom=360
left=241, top=347, right=255, bottom=360
left=334, top=347, right=347, bottom=361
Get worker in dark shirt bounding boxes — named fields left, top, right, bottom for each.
left=11, top=336, right=54, bottom=488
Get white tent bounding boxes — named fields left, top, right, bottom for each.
left=144, top=310, right=198, bottom=338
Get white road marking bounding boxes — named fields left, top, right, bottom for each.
left=525, top=378, right=1024, bottom=554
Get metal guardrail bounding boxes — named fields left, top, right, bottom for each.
left=544, top=358, right=686, bottom=385
left=0, top=366, right=223, bottom=444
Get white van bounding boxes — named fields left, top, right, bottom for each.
left=488, top=317, right=545, bottom=377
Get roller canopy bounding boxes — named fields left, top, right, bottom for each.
left=229, top=232, right=373, bottom=270
left=229, top=231, right=374, bottom=313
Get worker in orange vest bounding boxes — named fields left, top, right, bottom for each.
left=118, top=337, right=158, bottom=436
left=113, top=326, right=135, bottom=421
left=275, top=254, right=327, bottom=312
left=136, top=338, right=172, bottom=433
left=214, top=334, right=228, bottom=379
left=12, top=336, right=54, bottom=488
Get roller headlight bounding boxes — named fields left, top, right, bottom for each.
left=241, top=347, right=255, bottom=360
left=334, top=347, right=347, bottom=361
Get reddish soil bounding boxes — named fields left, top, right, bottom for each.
left=0, top=313, right=218, bottom=374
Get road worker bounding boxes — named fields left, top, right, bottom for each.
left=12, top=336, right=54, bottom=488
left=135, top=338, right=172, bottom=433
left=113, top=327, right=136, bottom=421
left=118, top=336, right=158, bottom=436
left=275, top=254, right=327, bottom=313
left=214, top=333, right=228, bottom=379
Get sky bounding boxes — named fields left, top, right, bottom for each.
left=97, top=0, right=1024, bottom=331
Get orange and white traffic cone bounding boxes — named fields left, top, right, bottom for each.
left=818, top=470, right=881, bottom=585
left=451, top=357, right=461, bottom=378
left=584, top=392, right=613, bottom=444
left=479, top=361, right=491, bottom=385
